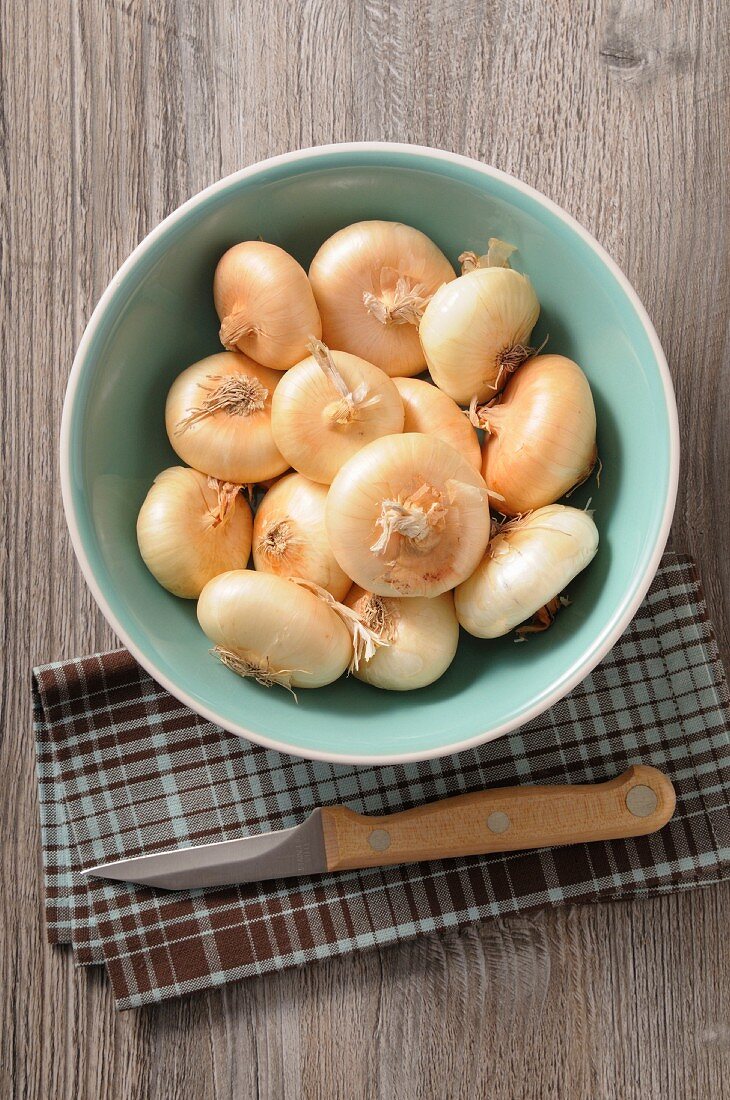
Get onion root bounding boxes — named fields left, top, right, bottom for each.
left=212, top=646, right=299, bottom=699
left=257, top=519, right=298, bottom=558
left=176, top=373, right=268, bottom=433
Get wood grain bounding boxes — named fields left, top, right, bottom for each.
left=321, top=767, right=677, bottom=870
left=1, top=0, right=729, bottom=1097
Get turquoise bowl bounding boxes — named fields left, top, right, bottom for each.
left=61, top=143, right=678, bottom=764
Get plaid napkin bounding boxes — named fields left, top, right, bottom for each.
left=33, top=554, right=730, bottom=1009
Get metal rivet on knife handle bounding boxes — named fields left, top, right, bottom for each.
left=368, top=829, right=391, bottom=852
left=486, top=811, right=511, bottom=834
left=625, top=784, right=659, bottom=818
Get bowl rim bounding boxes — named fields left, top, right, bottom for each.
left=60, top=141, right=680, bottom=765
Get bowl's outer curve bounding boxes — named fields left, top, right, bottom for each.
left=61, top=144, right=678, bottom=764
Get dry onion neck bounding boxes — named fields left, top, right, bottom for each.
left=176, top=373, right=269, bottom=433
left=458, top=237, right=516, bottom=274
left=362, top=272, right=429, bottom=327
left=219, top=308, right=261, bottom=351
left=212, top=646, right=299, bottom=699
left=467, top=394, right=503, bottom=433
left=371, top=485, right=448, bottom=556
left=515, top=595, right=571, bottom=639
left=309, top=337, right=382, bottom=425
left=292, top=577, right=389, bottom=672
left=206, top=477, right=243, bottom=528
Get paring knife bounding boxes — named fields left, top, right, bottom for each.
left=83, top=765, right=675, bottom=891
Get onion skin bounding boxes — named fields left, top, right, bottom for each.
left=213, top=241, right=321, bottom=370
left=197, top=571, right=352, bottom=689
left=309, top=221, right=455, bottom=378
left=393, top=377, right=481, bottom=471
left=481, top=354, right=597, bottom=516
left=454, top=505, right=599, bottom=639
left=270, top=349, right=405, bottom=484
left=345, top=586, right=459, bottom=690
left=253, top=472, right=351, bottom=600
left=136, top=468, right=252, bottom=599
left=165, top=352, right=289, bottom=484
left=326, top=433, right=491, bottom=598
left=420, top=267, right=540, bottom=404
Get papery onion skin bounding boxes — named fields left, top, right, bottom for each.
left=213, top=241, right=322, bottom=370
left=137, top=468, right=252, bottom=599
left=253, top=472, right=351, bottom=600
left=309, top=221, right=455, bottom=378
left=420, top=267, right=540, bottom=404
left=481, top=354, right=597, bottom=516
left=345, top=586, right=459, bottom=690
left=326, top=433, right=491, bottom=598
left=165, top=352, right=289, bottom=484
left=393, top=377, right=481, bottom=471
left=197, top=570, right=352, bottom=689
left=454, top=505, right=599, bottom=639
left=270, top=348, right=405, bottom=484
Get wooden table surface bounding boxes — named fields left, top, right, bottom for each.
left=2, top=1, right=729, bottom=1097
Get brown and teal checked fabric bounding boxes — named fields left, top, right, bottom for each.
left=32, top=554, right=730, bottom=1009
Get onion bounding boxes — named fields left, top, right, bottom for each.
left=165, top=352, right=289, bottom=484
left=137, top=468, right=252, bottom=598
left=454, top=505, right=599, bottom=638
left=420, top=265, right=540, bottom=404
left=308, top=221, right=455, bottom=377
left=253, top=472, right=351, bottom=600
left=326, top=433, right=491, bottom=597
left=213, top=241, right=321, bottom=369
left=270, top=339, right=404, bottom=484
left=476, top=354, right=597, bottom=515
left=345, top=586, right=459, bottom=690
left=198, top=571, right=352, bottom=691
left=393, top=376, right=481, bottom=471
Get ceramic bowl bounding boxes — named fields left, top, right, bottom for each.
left=61, top=143, right=678, bottom=764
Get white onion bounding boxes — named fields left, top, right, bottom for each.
left=270, top=340, right=404, bottom=484
left=326, top=433, right=491, bottom=597
left=420, top=266, right=540, bottom=404
left=197, top=571, right=352, bottom=690
left=137, top=468, right=252, bottom=598
left=345, top=586, right=459, bottom=690
left=214, top=241, right=321, bottom=369
left=393, top=376, right=481, bottom=471
left=478, top=354, right=597, bottom=516
left=253, top=472, right=351, bottom=600
left=309, top=221, right=455, bottom=377
left=454, top=505, right=599, bottom=638
left=165, top=352, right=289, bottom=483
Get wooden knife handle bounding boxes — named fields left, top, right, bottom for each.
left=319, top=765, right=676, bottom=872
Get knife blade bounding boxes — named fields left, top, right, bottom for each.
left=83, top=764, right=675, bottom=891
